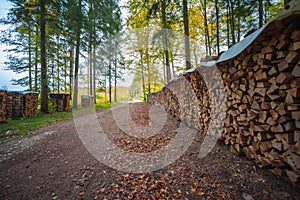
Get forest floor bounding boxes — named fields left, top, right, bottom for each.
left=0, top=102, right=299, bottom=200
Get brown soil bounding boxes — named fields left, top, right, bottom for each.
left=0, top=102, right=299, bottom=200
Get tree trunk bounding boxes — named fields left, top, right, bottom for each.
left=40, top=0, right=48, bottom=113
left=226, top=2, right=230, bottom=48
left=162, top=51, right=166, bottom=83
left=34, top=27, right=38, bottom=92
left=170, top=51, right=175, bottom=78
left=264, top=0, right=269, bottom=24
left=229, top=0, right=236, bottom=45
left=89, top=42, right=92, bottom=96
left=109, top=60, right=112, bottom=104
left=28, top=28, right=32, bottom=91
left=203, top=0, right=211, bottom=56
left=56, top=21, right=60, bottom=93
left=64, top=57, right=67, bottom=91
left=162, top=0, right=171, bottom=82
left=104, top=76, right=107, bottom=103
left=69, top=43, right=74, bottom=97
left=164, top=49, right=171, bottom=82
left=51, top=59, right=54, bottom=92
left=72, top=0, right=82, bottom=109
left=146, top=46, right=150, bottom=94
left=140, top=52, right=146, bottom=101
left=237, top=0, right=241, bottom=42
left=93, top=44, right=96, bottom=103
left=114, top=54, right=117, bottom=103
left=258, top=0, right=263, bottom=28
left=93, top=3, right=97, bottom=104
left=92, top=11, right=96, bottom=104
left=193, top=44, right=198, bottom=66
left=183, top=0, right=191, bottom=70
left=57, top=55, right=60, bottom=93
left=215, top=0, right=220, bottom=55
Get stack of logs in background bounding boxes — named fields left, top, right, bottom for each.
left=0, top=90, right=7, bottom=122
left=149, top=13, right=300, bottom=183
left=0, top=91, right=39, bottom=121
left=0, top=91, right=71, bottom=121
left=6, top=91, right=25, bottom=119
left=6, top=91, right=39, bottom=119
left=81, top=95, right=95, bottom=107
left=22, top=92, right=39, bottom=117
left=50, top=93, right=71, bottom=112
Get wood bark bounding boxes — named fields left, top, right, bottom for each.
left=72, top=0, right=82, bottom=109
left=40, top=0, right=48, bottom=113
left=183, top=0, right=191, bottom=70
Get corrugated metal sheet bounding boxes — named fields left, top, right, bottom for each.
left=217, top=26, right=266, bottom=63
left=199, top=61, right=216, bottom=67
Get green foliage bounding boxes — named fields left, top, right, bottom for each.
left=1, top=0, right=124, bottom=109
left=237, top=179, right=245, bottom=186
left=0, top=0, right=285, bottom=108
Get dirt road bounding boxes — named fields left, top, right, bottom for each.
left=0, top=103, right=299, bottom=199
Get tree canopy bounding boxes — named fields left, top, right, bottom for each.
left=0, top=0, right=285, bottom=106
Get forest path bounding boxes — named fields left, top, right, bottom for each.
left=0, top=103, right=299, bottom=199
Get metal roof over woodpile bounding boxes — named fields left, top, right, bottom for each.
left=198, top=0, right=300, bottom=67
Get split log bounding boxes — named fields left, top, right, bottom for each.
left=293, top=41, right=300, bottom=51
left=292, top=65, right=300, bottom=77
left=271, top=139, right=283, bottom=151
left=286, top=170, right=300, bottom=183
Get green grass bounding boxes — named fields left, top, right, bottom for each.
left=0, top=111, right=73, bottom=139
left=94, top=102, right=116, bottom=110
left=0, top=102, right=117, bottom=139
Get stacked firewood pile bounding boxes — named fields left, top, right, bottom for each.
left=217, top=13, right=300, bottom=183
left=6, top=91, right=24, bottom=119
left=22, top=92, right=39, bottom=117
left=50, top=93, right=71, bottom=112
left=5, top=91, right=39, bottom=119
left=149, top=68, right=210, bottom=131
left=81, top=95, right=95, bottom=107
left=149, top=11, right=300, bottom=183
left=0, top=90, right=7, bottom=122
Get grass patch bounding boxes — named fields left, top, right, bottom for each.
left=95, top=102, right=116, bottom=110
left=0, top=111, right=72, bottom=139
left=0, top=101, right=117, bottom=140
left=72, top=102, right=116, bottom=117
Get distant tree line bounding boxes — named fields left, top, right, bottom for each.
left=125, top=0, right=283, bottom=100
left=1, top=0, right=285, bottom=107
left=1, top=0, right=122, bottom=112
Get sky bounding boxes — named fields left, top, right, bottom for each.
left=0, top=0, right=26, bottom=91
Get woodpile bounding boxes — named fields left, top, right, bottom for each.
left=50, top=93, right=71, bottom=112
left=5, top=91, right=39, bottom=118
left=149, top=12, right=300, bottom=183
left=6, top=91, right=24, bottom=119
left=218, top=13, right=300, bottom=183
left=0, top=90, right=7, bottom=122
left=81, top=95, right=95, bottom=107
left=22, top=92, right=39, bottom=117
left=148, top=68, right=210, bottom=131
